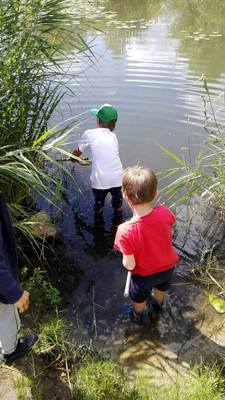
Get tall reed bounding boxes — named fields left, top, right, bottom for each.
left=0, top=0, right=94, bottom=249
left=159, top=76, right=225, bottom=216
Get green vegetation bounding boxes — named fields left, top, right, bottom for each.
left=21, top=267, right=61, bottom=316
left=159, top=76, right=225, bottom=215
left=71, top=364, right=225, bottom=400
left=0, top=0, right=90, bottom=148
left=13, top=374, right=43, bottom=400
left=1, top=264, right=222, bottom=399
left=0, top=0, right=94, bottom=251
left=166, top=0, right=225, bottom=78
left=12, top=357, right=225, bottom=400
left=1, top=1, right=225, bottom=399
left=71, top=359, right=132, bottom=400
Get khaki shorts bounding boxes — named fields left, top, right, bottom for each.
left=0, top=303, right=20, bottom=354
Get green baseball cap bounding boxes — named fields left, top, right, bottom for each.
left=90, top=103, right=118, bottom=124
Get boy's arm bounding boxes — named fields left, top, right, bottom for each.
left=122, top=254, right=135, bottom=270
left=71, top=130, right=92, bottom=161
left=114, top=222, right=137, bottom=270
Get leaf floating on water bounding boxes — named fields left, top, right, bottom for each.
left=208, top=295, right=225, bottom=313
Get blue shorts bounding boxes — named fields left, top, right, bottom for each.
left=129, top=267, right=174, bottom=303
left=92, top=187, right=122, bottom=212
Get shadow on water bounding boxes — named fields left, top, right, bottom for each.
left=36, top=167, right=225, bottom=380
left=117, top=273, right=225, bottom=383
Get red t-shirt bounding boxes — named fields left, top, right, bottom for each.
left=114, top=205, right=179, bottom=276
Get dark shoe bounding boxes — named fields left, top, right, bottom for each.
left=1, top=333, right=38, bottom=363
left=148, top=296, right=163, bottom=321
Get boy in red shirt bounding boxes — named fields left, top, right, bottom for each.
left=114, top=165, right=179, bottom=324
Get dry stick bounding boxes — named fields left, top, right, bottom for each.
left=92, top=286, right=98, bottom=337
left=207, top=271, right=225, bottom=294
left=64, top=353, right=72, bottom=395
left=123, top=271, right=131, bottom=298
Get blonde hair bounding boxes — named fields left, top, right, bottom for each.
left=122, top=165, right=157, bottom=204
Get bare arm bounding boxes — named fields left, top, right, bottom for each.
left=122, top=254, right=135, bottom=270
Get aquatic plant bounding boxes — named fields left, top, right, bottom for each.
left=159, top=76, right=225, bottom=216
left=0, top=0, right=92, bottom=147
left=0, top=0, right=94, bottom=250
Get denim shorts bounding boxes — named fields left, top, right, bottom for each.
left=129, top=267, right=175, bottom=303
left=92, top=187, right=122, bottom=212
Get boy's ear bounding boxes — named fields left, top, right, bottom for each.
left=122, top=191, right=131, bottom=204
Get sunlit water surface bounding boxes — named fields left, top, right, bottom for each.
left=38, top=0, right=225, bottom=364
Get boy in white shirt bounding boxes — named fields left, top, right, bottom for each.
left=73, top=104, right=123, bottom=218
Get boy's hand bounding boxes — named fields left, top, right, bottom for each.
left=70, top=148, right=82, bottom=164
left=15, top=290, right=30, bottom=313
left=122, top=254, right=136, bottom=270
left=72, top=148, right=82, bottom=157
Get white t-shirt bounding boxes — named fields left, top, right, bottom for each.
left=79, top=128, right=123, bottom=189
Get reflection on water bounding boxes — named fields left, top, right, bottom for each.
left=91, top=0, right=225, bottom=79
left=168, top=0, right=225, bottom=79
left=64, top=0, right=225, bottom=174
left=37, top=160, right=225, bottom=379
left=45, top=0, right=225, bottom=376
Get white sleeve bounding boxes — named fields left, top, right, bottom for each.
left=79, top=131, right=90, bottom=153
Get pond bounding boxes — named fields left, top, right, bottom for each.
left=60, top=0, right=225, bottom=171
left=38, top=0, right=225, bottom=378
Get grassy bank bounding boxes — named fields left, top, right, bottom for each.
left=7, top=315, right=225, bottom=400
left=1, top=267, right=224, bottom=400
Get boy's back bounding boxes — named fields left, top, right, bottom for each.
left=115, top=204, right=179, bottom=276
left=79, top=127, right=122, bottom=189
left=114, top=165, right=179, bottom=324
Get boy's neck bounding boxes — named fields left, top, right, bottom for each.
left=132, top=202, right=153, bottom=218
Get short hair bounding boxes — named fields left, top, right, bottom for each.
left=98, top=119, right=117, bottom=131
left=122, top=165, right=157, bottom=204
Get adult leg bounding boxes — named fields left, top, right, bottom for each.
left=0, top=303, right=38, bottom=362
left=0, top=303, right=20, bottom=355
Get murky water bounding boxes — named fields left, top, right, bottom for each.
left=39, top=0, right=225, bottom=376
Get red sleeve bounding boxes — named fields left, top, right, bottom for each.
left=161, top=205, right=176, bottom=224
left=168, top=209, right=176, bottom=224
left=114, top=224, right=134, bottom=255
